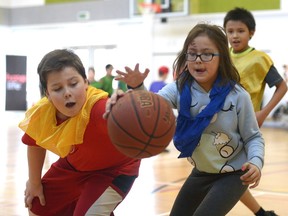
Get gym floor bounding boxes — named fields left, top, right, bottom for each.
left=1, top=112, right=287, bottom=216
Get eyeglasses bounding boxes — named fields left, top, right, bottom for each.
left=185, top=53, right=220, bottom=62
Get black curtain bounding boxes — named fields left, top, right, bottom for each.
left=5, top=55, right=27, bottom=111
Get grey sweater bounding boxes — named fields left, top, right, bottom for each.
left=157, top=81, right=265, bottom=173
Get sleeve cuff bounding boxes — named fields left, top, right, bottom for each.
left=127, top=83, right=144, bottom=90
left=249, top=156, right=264, bottom=170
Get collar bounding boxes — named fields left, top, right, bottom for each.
left=18, top=86, right=108, bottom=157
left=230, top=47, right=254, bottom=58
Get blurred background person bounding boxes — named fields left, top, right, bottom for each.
left=98, top=64, right=116, bottom=97
left=98, top=64, right=128, bottom=96
left=149, top=66, right=169, bottom=93
left=283, top=64, right=288, bottom=84
left=87, top=66, right=101, bottom=88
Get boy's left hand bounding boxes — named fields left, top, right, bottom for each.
left=240, top=162, right=261, bottom=189
left=103, top=90, right=127, bottom=119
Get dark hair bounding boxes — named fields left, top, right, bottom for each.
left=223, top=7, right=256, bottom=32
left=105, top=64, right=113, bottom=70
left=173, top=23, right=240, bottom=92
left=88, top=67, right=95, bottom=73
left=37, top=49, right=86, bottom=94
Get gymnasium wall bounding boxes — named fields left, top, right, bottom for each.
left=190, top=0, right=280, bottom=13
left=0, top=0, right=287, bottom=112
left=5, top=0, right=130, bottom=26
left=0, top=0, right=281, bottom=26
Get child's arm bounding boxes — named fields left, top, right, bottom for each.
left=256, top=80, right=287, bottom=127
left=25, top=146, right=46, bottom=209
left=237, top=86, right=265, bottom=189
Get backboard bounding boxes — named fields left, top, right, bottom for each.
left=130, top=0, right=189, bottom=18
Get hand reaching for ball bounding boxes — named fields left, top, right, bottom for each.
left=115, top=63, right=150, bottom=88
left=103, top=89, right=127, bottom=119
left=103, top=63, right=150, bottom=119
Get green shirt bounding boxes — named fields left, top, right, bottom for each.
left=118, top=80, right=128, bottom=92
left=99, top=75, right=114, bottom=97
left=89, top=81, right=102, bottom=89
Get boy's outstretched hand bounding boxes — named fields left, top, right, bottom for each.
left=115, top=63, right=150, bottom=88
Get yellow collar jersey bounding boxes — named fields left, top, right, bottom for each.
left=230, top=48, right=273, bottom=111
left=18, top=86, right=108, bottom=157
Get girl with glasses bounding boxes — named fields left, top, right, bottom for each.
left=105, top=23, right=265, bottom=215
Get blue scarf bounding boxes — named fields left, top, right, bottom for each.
left=173, top=77, right=234, bottom=158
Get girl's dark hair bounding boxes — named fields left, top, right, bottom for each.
left=37, top=49, right=86, bottom=94
left=172, top=23, right=240, bottom=92
left=223, top=7, right=256, bottom=32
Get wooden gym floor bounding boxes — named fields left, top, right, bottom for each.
left=1, top=111, right=287, bottom=216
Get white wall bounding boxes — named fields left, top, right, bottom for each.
left=2, top=8, right=288, bottom=114
left=0, top=0, right=44, bottom=8
left=0, top=26, right=10, bottom=111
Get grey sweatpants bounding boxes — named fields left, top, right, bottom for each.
left=170, top=168, right=248, bottom=216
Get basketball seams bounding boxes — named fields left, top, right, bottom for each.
left=132, top=93, right=171, bottom=138
left=107, top=90, right=175, bottom=158
left=109, top=94, right=167, bottom=157
left=109, top=107, right=148, bottom=145
left=109, top=110, right=169, bottom=148
left=130, top=92, right=162, bottom=156
left=109, top=97, right=163, bottom=158
left=130, top=92, right=157, bottom=138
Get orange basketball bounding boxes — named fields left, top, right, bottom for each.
left=107, top=90, right=176, bottom=159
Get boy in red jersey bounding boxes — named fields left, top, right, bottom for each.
left=19, top=49, right=140, bottom=216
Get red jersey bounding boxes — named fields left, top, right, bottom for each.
left=21, top=98, right=140, bottom=176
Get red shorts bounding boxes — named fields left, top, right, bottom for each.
left=31, top=158, right=137, bottom=216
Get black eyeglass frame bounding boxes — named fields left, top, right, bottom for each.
left=185, top=53, right=220, bottom=62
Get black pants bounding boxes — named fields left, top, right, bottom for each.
left=170, top=168, right=248, bottom=216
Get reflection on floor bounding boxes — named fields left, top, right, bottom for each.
left=1, top=112, right=288, bottom=216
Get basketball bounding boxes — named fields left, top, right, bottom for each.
left=107, top=90, right=176, bottom=159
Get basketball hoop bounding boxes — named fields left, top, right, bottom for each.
left=139, top=2, right=162, bottom=15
